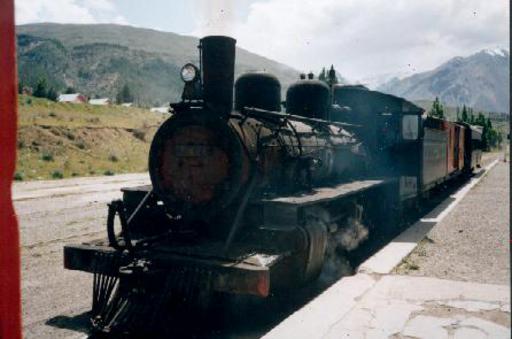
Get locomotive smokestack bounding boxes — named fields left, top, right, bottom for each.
left=200, top=36, right=236, bottom=118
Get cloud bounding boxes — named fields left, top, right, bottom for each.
left=227, top=0, right=509, bottom=80
left=191, top=0, right=239, bottom=37
left=15, top=0, right=127, bottom=25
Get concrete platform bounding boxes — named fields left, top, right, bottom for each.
left=264, top=274, right=509, bottom=339
left=263, top=158, right=510, bottom=339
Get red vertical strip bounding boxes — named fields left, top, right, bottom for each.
left=0, top=0, right=22, bottom=338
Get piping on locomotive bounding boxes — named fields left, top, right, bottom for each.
left=63, top=36, right=483, bottom=335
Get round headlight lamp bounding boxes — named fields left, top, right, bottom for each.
left=181, top=63, right=199, bottom=83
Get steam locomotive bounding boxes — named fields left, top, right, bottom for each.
left=63, top=36, right=483, bottom=335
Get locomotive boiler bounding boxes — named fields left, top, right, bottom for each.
left=149, top=37, right=365, bottom=222
left=63, top=35, right=483, bottom=336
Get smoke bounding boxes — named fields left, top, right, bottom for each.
left=337, top=217, right=369, bottom=251
left=318, top=217, right=369, bottom=286
left=197, top=0, right=236, bottom=36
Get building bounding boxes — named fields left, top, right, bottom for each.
left=58, top=93, right=87, bottom=104
left=89, top=98, right=111, bottom=106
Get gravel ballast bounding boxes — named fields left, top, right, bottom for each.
left=395, top=160, right=510, bottom=285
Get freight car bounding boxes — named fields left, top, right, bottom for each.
left=63, top=36, right=482, bottom=336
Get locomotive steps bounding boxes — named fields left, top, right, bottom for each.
left=264, top=156, right=508, bottom=339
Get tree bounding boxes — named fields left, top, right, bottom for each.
left=469, top=111, right=475, bottom=124
left=327, top=65, right=338, bottom=86
left=475, top=112, right=486, bottom=126
left=317, top=65, right=339, bottom=86
left=116, top=84, right=134, bottom=104
left=461, top=105, right=468, bottom=123
left=64, top=86, right=76, bottom=94
left=46, top=87, right=58, bottom=101
left=318, top=67, right=327, bottom=82
left=429, top=97, right=444, bottom=119
left=33, top=78, right=48, bottom=98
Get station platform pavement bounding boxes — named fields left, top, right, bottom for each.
left=264, top=158, right=510, bottom=339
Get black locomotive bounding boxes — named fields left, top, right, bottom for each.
left=64, top=36, right=483, bottom=336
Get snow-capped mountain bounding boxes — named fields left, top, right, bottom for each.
left=378, top=48, right=509, bottom=113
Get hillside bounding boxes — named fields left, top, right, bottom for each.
left=16, top=23, right=300, bottom=106
left=16, top=95, right=168, bottom=180
left=378, top=49, right=510, bottom=114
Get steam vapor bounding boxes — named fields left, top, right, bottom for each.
left=319, top=217, right=369, bottom=286
left=199, top=0, right=235, bottom=36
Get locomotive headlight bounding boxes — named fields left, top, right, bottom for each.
left=180, top=63, right=199, bottom=83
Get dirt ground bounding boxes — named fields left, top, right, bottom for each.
left=15, top=173, right=149, bottom=338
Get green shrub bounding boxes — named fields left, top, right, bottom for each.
left=103, top=170, right=115, bottom=176
left=26, top=98, right=32, bottom=105
left=41, top=153, right=54, bottom=161
left=14, top=172, right=24, bottom=181
left=71, top=172, right=79, bottom=177
left=76, top=142, right=86, bottom=149
left=51, top=170, right=64, bottom=179
left=48, top=111, right=57, bottom=117
left=108, top=154, right=119, bottom=162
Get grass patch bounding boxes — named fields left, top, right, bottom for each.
left=108, top=154, right=119, bottom=162
left=41, top=152, right=54, bottom=162
left=14, top=172, right=24, bottom=181
left=51, top=170, right=64, bottom=179
left=400, top=258, right=420, bottom=271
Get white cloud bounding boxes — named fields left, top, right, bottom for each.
left=226, top=0, right=509, bottom=81
left=15, top=0, right=127, bottom=25
left=191, top=0, right=239, bottom=37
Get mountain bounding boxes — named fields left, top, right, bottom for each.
left=16, top=23, right=300, bottom=106
left=354, top=70, right=413, bottom=90
left=377, top=48, right=510, bottom=113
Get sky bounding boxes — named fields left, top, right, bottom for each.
left=15, top=0, right=510, bottom=82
